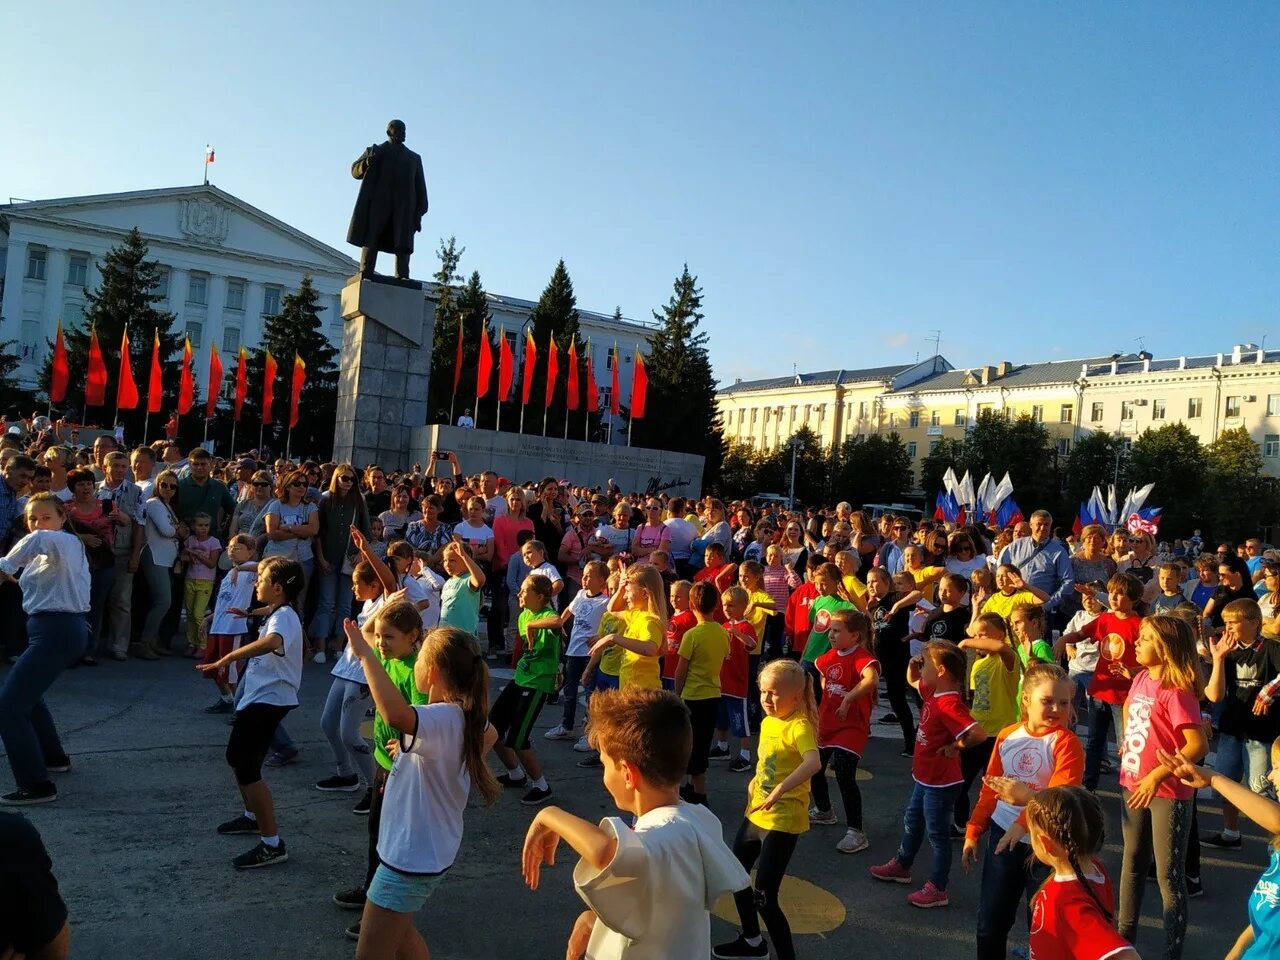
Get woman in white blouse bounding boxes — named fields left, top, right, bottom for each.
left=0, top=492, right=90, bottom=805
left=137, top=469, right=186, bottom=660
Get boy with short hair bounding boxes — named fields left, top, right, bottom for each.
left=712, top=586, right=759, bottom=773
left=784, top=554, right=824, bottom=658
left=522, top=688, right=750, bottom=960
left=1152, top=562, right=1187, bottom=614
left=693, top=542, right=736, bottom=621
left=1202, top=597, right=1280, bottom=849
left=676, top=581, right=730, bottom=804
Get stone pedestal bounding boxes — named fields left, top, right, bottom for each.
left=333, top=277, right=433, bottom=468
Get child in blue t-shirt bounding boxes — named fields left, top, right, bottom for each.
left=439, top=540, right=487, bottom=639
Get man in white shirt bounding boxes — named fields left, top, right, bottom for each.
left=482, top=471, right=507, bottom=522
left=456, top=409, right=475, bottom=429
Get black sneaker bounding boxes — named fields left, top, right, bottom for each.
left=878, top=713, right=899, bottom=725
left=216, top=814, right=260, bottom=835
left=345, top=920, right=361, bottom=942
left=950, top=824, right=966, bottom=841
left=576, top=754, right=603, bottom=769
left=0, top=781, right=57, bottom=806
left=497, top=772, right=529, bottom=789
left=233, top=839, right=288, bottom=869
left=203, top=699, right=235, bottom=715
left=1201, top=831, right=1243, bottom=849
left=521, top=785, right=553, bottom=806
left=333, top=887, right=366, bottom=910
left=1186, top=875, right=1203, bottom=898
left=46, top=755, right=72, bottom=773
left=708, top=745, right=730, bottom=761
left=729, top=755, right=753, bottom=773
left=713, top=934, right=770, bottom=958
left=352, top=789, right=373, bottom=815
left=899, top=747, right=915, bottom=759
left=316, top=774, right=362, bottom=793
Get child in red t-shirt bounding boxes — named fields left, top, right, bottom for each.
left=711, top=586, right=758, bottom=774
left=871, top=642, right=986, bottom=909
left=1025, top=785, right=1139, bottom=960
left=663, top=580, right=696, bottom=691
left=693, top=543, right=737, bottom=623
left=809, top=608, right=880, bottom=855
left=784, top=554, right=824, bottom=656
left=1057, top=572, right=1144, bottom=791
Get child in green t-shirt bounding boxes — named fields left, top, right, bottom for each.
left=1009, top=601, right=1054, bottom=688
left=489, top=573, right=560, bottom=806
left=803, top=563, right=857, bottom=665
left=676, top=581, right=730, bottom=804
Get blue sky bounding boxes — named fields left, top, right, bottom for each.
left=3, top=2, right=1276, bottom=383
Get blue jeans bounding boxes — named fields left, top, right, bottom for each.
left=1215, top=734, right=1273, bottom=797
left=976, top=823, right=1047, bottom=960
left=0, top=611, right=86, bottom=789
left=560, top=655, right=590, bottom=730
left=139, top=549, right=174, bottom=652
left=1084, top=698, right=1124, bottom=791
left=321, top=677, right=374, bottom=784
left=310, top=565, right=354, bottom=644
left=86, top=564, right=117, bottom=653
left=895, top=781, right=960, bottom=890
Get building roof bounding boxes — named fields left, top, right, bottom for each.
left=420, top=280, right=658, bottom=333
left=720, top=364, right=912, bottom=396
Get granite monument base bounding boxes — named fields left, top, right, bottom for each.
left=333, top=277, right=433, bottom=469
left=413, top=425, right=705, bottom=498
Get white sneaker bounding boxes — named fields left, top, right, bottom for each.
left=313, top=651, right=327, bottom=664
left=544, top=725, right=575, bottom=741
left=572, top=735, right=593, bottom=753
left=836, top=829, right=869, bottom=854
left=809, top=806, right=838, bottom=826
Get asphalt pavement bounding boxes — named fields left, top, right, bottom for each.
left=5, top=655, right=1263, bottom=960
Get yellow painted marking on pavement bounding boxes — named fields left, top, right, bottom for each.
left=825, top=767, right=873, bottom=782
left=713, top=874, right=846, bottom=934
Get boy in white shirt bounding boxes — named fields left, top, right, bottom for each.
left=540, top=560, right=611, bottom=741
left=522, top=687, right=749, bottom=960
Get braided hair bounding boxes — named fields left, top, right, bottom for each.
left=1026, top=785, right=1111, bottom=922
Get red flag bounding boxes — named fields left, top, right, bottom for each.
left=521, top=329, right=537, bottom=405
left=289, top=353, right=306, bottom=429
left=50, top=321, right=70, bottom=403
left=631, top=349, right=648, bottom=419
left=566, top=340, right=579, bottom=411
left=117, top=328, right=139, bottom=410
left=86, top=326, right=108, bottom=407
left=233, top=346, right=248, bottom=421
left=545, top=337, right=559, bottom=407
left=497, top=326, right=514, bottom=400
left=177, top=336, right=194, bottom=414
left=476, top=325, right=493, bottom=399
left=146, top=329, right=163, bottom=414
left=451, top=321, right=464, bottom=396
left=205, top=343, right=223, bottom=418
left=263, top=350, right=278, bottom=424
left=609, top=342, right=620, bottom=415
left=585, top=342, right=599, bottom=413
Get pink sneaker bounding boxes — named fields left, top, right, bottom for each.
left=906, top=881, right=949, bottom=908
left=869, top=857, right=912, bottom=884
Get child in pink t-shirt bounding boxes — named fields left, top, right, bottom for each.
left=1113, top=615, right=1208, bottom=958
left=181, top=513, right=222, bottom=658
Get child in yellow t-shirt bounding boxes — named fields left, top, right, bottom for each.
left=591, top=564, right=667, bottom=691
left=979, top=563, right=1047, bottom=621
left=833, top=550, right=868, bottom=609
left=714, top=660, right=821, bottom=960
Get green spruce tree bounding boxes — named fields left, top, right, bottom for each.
left=524, top=260, right=580, bottom=437
left=237, top=276, right=338, bottom=459
left=0, top=340, right=38, bottom=416
left=39, top=227, right=178, bottom=437
left=426, top=237, right=465, bottom=424
left=633, top=265, right=724, bottom=483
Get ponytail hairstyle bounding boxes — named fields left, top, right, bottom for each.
left=1140, top=615, right=1205, bottom=697
left=829, top=607, right=872, bottom=648
left=374, top=599, right=425, bottom=651
left=760, top=658, right=818, bottom=728
left=387, top=539, right=415, bottom=575
left=940, top=572, right=970, bottom=597
left=1026, top=786, right=1111, bottom=920
left=417, top=627, right=501, bottom=805
left=256, top=556, right=305, bottom=608
left=351, top=559, right=382, bottom=590
left=1018, top=662, right=1071, bottom=724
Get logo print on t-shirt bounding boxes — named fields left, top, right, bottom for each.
left=1101, top=633, right=1126, bottom=661
left=1009, top=740, right=1047, bottom=779
left=814, top=610, right=832, bottom=632
left=1029, top=894, right=1045, bottom=934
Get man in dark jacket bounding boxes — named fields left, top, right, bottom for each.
left=347, top=119, right=428, bottom=280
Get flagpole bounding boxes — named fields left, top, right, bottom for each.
left=142, top=411, right=150, bottom=445
left=542, top=403, right=548, bottom=437
left=229, top=420, right=237, bottom=456
left=519, top=402, right=525, bottom=436
left=285, top=427, right=292, bottom=462
left=627, top=407, right=633, bottom=447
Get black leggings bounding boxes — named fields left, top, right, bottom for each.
left=955, top=737, right=994, bottom=829
left=809, top=747, right=862, bottom=829
left=879, top=640, right=916, bottom=749
left=731, top=820, right=799, bottom=960
left=363, top=766, right=389, bottom=890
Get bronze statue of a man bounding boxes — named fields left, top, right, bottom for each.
left=347, top=119, right=428, bottom=281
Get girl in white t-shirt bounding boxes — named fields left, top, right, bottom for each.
left=200, top=534, right=258, bottom=714
left=198, top=556, right=306, bottom=871
left=342, top=619, right=500, bottom=958
left=315, top=561, right=386, bottom=796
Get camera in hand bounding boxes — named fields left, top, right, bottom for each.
left=434, top=450, right=451, bottom=460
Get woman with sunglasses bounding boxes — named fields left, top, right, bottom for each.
left=263, top=469, right=322, bottom=660
left=944, top=530, right=987, bottom=580
left=137, top=469, right=186, bottom=660
left=312, top=466, right=372, bottom=659
left=632, top=501, right=672, bottom=564
left=229, top=471, right=276, bottom=556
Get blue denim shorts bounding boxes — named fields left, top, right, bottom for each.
left=367, top=864, right=444, bottom=913
left=717, top=695, right=750, bottom=739
left=1214, top=734, right=1273, bottom=796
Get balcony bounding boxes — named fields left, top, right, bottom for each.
left=925, top=425, right=943, bottom=436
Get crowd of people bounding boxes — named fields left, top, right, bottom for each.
left=2, top=424, right=1279, bottom=960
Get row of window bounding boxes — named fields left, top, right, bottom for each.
left=24, top=249, right=285, bottom=316
left=1088, top=395, right=1280, bottom=423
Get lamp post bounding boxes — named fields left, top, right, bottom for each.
left=787, top=436, right=804, bottom=509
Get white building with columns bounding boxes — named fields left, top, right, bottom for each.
left=0, top=184, right=355, bottom=390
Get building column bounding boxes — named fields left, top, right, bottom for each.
left=0, top=237, right=26, bottom=347
left=40, top=248, right=68, bottom=342
left=243, top=281, right=264, bottom=347
left=169, top=267, right=190, bottom=338
left=205, top=274, right=227, bottom=357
